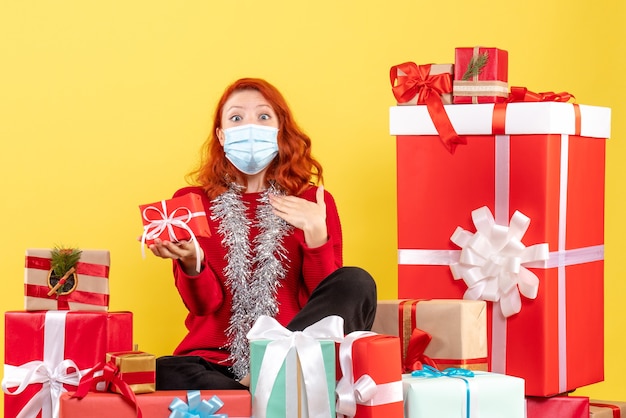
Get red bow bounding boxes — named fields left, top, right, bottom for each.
left=508, top=86, right=575, bottom=103
left=390, top=62, right=466, bottom=154
left=72, top=361, right=142, bottom=418
left=403, top=327, right=439, bottom=373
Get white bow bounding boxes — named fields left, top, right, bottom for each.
left=450, top=206, right=549, bottom=317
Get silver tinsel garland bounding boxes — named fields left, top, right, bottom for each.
left=211, top=183, right=292, bottom=379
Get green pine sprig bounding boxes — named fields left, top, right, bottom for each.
left=50, top=246, right=82, bottom=277
left=461, top=51, right=489, bottom=80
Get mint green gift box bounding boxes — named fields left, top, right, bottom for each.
left=247, top=314, right=344, bottom=418
left=250, top=339, right=336, bottom=418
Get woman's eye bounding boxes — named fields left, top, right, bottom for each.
left=259, top=114, right=270, bottom=121
left=230, top=115, right=242, bottom=122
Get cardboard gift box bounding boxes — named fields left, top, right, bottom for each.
left=139, top=192, right=210, bottom=245
left=371, top=299, right=487, bottom=372
left=336, top=332, right=404, bottom=418
left=105, top=351, right=156, bottom=394
left=590, top=400, right=626, bottom=418
left=453, top=46, right=508, bottom=104
left=389, top=102, right=610, bottom=396
left=24, top=248, right=110, bottom=311
left=59, top=390, right=251, bottom=418
left=2, top=310, right=133, bottom=418
left=390, top=62, right=453, bottom=105
left=247, top=315, right=342, bottom=418
left=402, top=369, right=525, bottom=418
left=526, top=395, right=589, bottom=418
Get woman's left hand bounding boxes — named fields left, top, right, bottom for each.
left=269, top=185, right=328, bottom=248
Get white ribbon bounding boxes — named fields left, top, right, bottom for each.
left=336, top=331, right=404, bottom=418
left=2, top=311, right=89, bottom=418
left=246, top=315, right=345, bottom=418
left=140, top=200, right=205, bottom=272
left=449, top=206, right=549, bottom=318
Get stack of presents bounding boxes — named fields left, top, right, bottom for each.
left=2, top=46, right=624, bottom=418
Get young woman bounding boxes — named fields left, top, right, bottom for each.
left=148, top=78, right=377, bottom=390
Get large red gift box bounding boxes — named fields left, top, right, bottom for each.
left=453, top=47, right=508, bottom=104
left=139, top=192, right=211, bottom=245
left=526, top=395, right=589, bottom=418
left=389, top=102, right=611, bottom=396
left=59, top=390, right=251, bottom=418
left=2, top=311, right=133, bottom=418
left=336, top=332, right=403, bottom=418
left=24, top=249, right=110, bottom=311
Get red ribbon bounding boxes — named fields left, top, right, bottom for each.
left=26, top=256, right=110, bottom=278
left=390, top=62, right=466, bottom=153
left=508, top=86, right=575, bottom=103
left=403, top=328, right=439, bottom=373
left=590, top=403, right=622, bottom=418
left=492, top=87, right=581, bottom=136
left=72, top=361, right=142, bottom=418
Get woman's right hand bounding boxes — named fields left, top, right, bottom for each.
left=148, top=238, right=204, bottom=276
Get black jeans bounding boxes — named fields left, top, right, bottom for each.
left=156, top=266, right=377, bottom=390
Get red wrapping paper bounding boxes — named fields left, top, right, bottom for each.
left=139, top=192, right=211, bottom=245
left=390, top=102, right=610, bottom=396
left=453, top=47, right=508, bottom=104
left=526, top=395, right=589, bottom=418
left=24, top=249, right=110, bottom=311
left=3, top=311, right=133, bottom=418
left=336, top=334, right=404, bottom=418
left=59, top=390, right=251, bottom=418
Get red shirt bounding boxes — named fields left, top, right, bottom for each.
left=171, top=185, right=343, bottom=366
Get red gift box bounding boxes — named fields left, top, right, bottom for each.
left=590, top=400, right=626, bottom=418
left=59, top=390, right=251, bottom=418
left=389, top=102, right=611, bottom=396
left=24, top=248, right=110, bottom=311
left=453, top=47, right=508, bottom=104
left=336, top=333, right=404, bottom=418
left=139, top=192, right=210, bottom=245
left=2, top=311, right=133, bottom=418
left=526, top=395, right=589, bottom=418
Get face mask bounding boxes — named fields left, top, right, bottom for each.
left=222, top=124, right=279, bottom=175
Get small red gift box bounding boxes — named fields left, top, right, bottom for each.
left=453, top=47, right=508, bottom=104
left=106, top=351, right=156, bottom=394
left=390, top=101, right=610, bottom=396
left=2, top=311, right=133, bottom=418
left=24, top=248, right=110, bottom=311
left=139, top=192, right=210, bottom=245
left=590, top=400, right=626, bottom=418
left=526, top=395, right=589, bottom=418
left=59, top=390, right=251, bottom=418
left=336, top=332, right=404, bottom=418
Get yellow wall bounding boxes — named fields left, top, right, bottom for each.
left=1, top=0, right=624, bottom=408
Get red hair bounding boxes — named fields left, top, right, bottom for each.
left=188, top=78, right=324, bottom=199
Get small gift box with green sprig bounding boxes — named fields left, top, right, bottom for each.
left=24, top=246, right=110, bottom=311
left=452, top=46, right=509, bottom=103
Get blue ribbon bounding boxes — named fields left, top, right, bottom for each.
left=411, top=366, right=474, bottom=418
left=168, top=390, right=228, bottom=418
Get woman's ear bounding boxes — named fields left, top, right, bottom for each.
left=216, top=127, right=225, bottom=146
